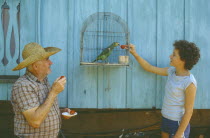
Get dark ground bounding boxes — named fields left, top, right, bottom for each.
left=0, top=101, right=210, bottom=138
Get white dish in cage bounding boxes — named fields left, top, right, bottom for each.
left=118, top=56, right=129, bottom=64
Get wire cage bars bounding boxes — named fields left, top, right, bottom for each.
left=80, top=12, right=130, bottom=66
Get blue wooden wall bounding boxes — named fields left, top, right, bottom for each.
left=0, top=0, right=210, bottom=109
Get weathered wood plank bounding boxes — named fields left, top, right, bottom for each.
left=39, top=0, right=69, bottom=107
left=67, top=0, right=75, bottom=109
left=97, top=0, right=127, bottom=108
left=127, top=0, right=157, bottom=108
left=0, top=1, right=6, bottom=100
left=19, top=0, right=37, bottom=75
left=68, top=0, right=98, bottom=108
left=7, top=83, right=12, bottom=100
left=156, top=0, right=185, bottom=108
left=0, top=0, right=5, bottom=73
left=0, top=84, right=7, bottom=100
left=185, top=0, right=210, bottom=109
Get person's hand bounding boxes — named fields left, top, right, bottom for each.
left=125, top=44, right=137, bottom=55
left=51, top=76, right=66, bottom=95
left=61, top=108, right=74, bottom=119
left=173, top=134, right=183, bottom=138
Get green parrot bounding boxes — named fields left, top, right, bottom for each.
left=92, top=42, right=120, bottom=62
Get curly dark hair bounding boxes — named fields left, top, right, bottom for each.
left=173, top=40, right=200, bottom=70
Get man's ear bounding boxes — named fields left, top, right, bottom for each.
left=32, top=62, right=38, bottom=70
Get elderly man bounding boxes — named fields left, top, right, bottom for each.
left=11, top=42, right=71, bottom=138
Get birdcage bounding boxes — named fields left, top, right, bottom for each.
left=80, top=12, right=130, bottom=66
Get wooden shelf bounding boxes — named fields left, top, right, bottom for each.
left=80, top=62, right=129, bottom=66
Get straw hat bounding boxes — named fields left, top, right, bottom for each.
left=12, top=42, right=61, bottom=71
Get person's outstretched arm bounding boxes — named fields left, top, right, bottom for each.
left=128, top=44, right=168, bottom=76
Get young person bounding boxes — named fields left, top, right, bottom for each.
left=127, top=40, right=200, bottom=138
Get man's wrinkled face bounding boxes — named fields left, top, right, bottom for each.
left=35, top=57, right=53, bottom=76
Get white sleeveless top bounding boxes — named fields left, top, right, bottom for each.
left=161, top=67, right=197, bottom=121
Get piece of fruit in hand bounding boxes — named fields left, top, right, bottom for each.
left=60, top=76, right=64, bottom=79
left=120, top=45, right=128, bottom=49
left=70, top=110, right=76, bottom=115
